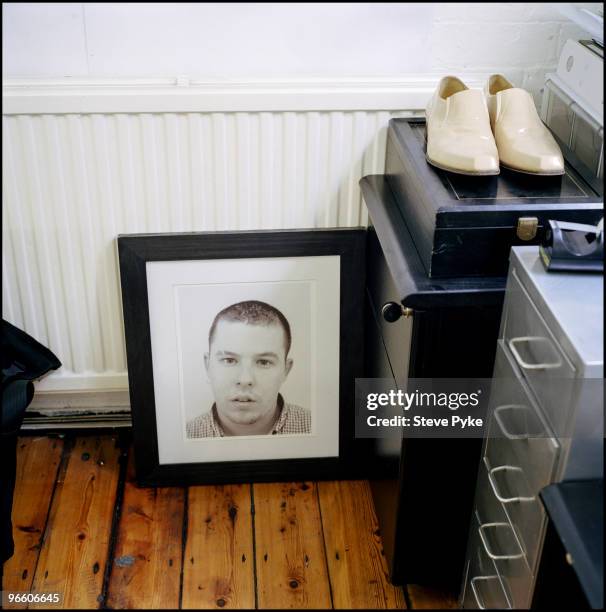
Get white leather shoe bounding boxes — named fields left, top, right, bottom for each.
left=425, top=76, right=499, bottom=176
left=485, top=75, right=564, bottom=175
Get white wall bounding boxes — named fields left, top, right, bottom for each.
left=3, top=3, right=437, bottom=78
left=2, top=3, right=600, bottom=101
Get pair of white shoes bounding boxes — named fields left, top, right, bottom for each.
left=425, top=75, right=565, bottom=176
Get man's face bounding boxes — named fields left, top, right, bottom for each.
left=205, top=320, right=293, bottom=429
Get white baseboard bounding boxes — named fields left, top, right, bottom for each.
left=29, top=388, right=130, bottom=412
left=34, top=373, right=129, bottom=393
left=25, top=373, right=131, bottom=429
left=25, top=389, right=131, bottom=429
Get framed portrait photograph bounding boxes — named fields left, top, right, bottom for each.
left=117, top=229, right=365, bottom=485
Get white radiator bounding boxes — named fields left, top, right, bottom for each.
left=2, top=78, right=433, bottom=411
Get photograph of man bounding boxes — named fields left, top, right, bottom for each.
left=186, top=300, right=311, bottom=438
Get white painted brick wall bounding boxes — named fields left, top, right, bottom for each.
left=1, top=3, right=601, bottom=106
left=430, top=22, right=561, bottom=69
left=432, top=2, right=601, bottom=106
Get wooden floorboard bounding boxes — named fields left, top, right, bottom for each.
left=106, top=450, right=185, bottom=610
left=28, top=436, right=121, bottom=609
left=253, top=482, right=332, bottom=610
left=6, top=436, right=454, bottom=609
left=3, top=437, right=64, bottom=609
left=318, top=480, right=406, bottom=609
left=181, top=484, right=255, bottom=610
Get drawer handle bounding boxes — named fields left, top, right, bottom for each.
left=486, top=463, right=536, bottom=504
left=470, top=576, right=511, bottom=610
left=478, top=523, right=525, bottom=561
left=494, top=404, right=543, bottom=440
left=508, top=336, right=562, bottom=370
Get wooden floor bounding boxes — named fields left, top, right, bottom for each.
left=4, top=434, right=457, bottom=609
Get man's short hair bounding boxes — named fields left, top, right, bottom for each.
left=208, top=300, right=292, bottom=356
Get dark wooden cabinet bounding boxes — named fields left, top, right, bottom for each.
left=361, top=175, right=505, bottom=589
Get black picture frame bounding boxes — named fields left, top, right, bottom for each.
left=117, top=228, right=365, bottom=486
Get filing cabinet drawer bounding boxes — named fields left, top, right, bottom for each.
left=482, top=453, right=547, bottom=576
left=493, top=538, right=535, bottom=609
left=462, top=512, right=512, bottom=609
left=474, top=463, right=535, bottom=609
left=474, top=462, right=531, bottom=588
left=502, top=267, right=576, bottom=436
left=484, top=344, right=559, bottom=573
left=485, top=345, right=560, bottom=494
left=475, top=459, right=510, bottom=528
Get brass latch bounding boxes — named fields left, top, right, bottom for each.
left=517, top=217, right=539, bottom=241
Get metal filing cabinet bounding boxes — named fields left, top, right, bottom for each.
left=460, top=246, right=604, bottom=609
